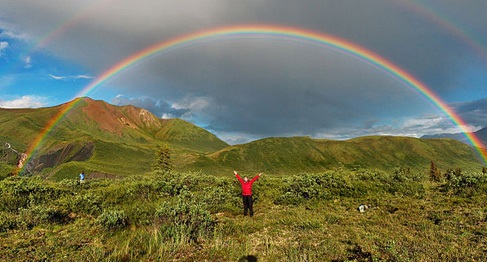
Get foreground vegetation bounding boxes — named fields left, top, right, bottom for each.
left=1, top=167, right=486, bottom=261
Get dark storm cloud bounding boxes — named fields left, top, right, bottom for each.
left=2, top=0, right=483, bottom=87
left=110, top=39, right=428, bottom=138
left=451, top=98, right=487, bottom=128
left=1, top=0, right=486, bottom=142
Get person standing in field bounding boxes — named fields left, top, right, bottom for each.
left=233, top=170, right=262, bottom=217
left=79, top=171, right=85, bottom=184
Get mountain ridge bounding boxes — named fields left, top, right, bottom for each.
left=0, top=97, right=229, bottom=178
left=421, top=126, right=487, bottom=148
left=0, top=97, right=484, bottom=178
left=185, top=135, right=484, bottom=174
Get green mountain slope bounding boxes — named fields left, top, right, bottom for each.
left=1, top=97, right=484, bottom=179
left=421, top=126, right=487, bottom=149
left=183, top=136, right=484, bottom=174
left=0, top=97, right=228, bottom=179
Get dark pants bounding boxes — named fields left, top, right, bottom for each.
left=242, top=195, right=253, bottom=216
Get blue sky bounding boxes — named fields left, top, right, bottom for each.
left=1, top=0, right=487, bottom=144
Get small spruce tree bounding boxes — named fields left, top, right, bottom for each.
left=153, top=144, right=174, bottom=172
left=429, top=160, right=441, bottom=182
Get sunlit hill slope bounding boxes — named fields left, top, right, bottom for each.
left=0, top=97, right=228, bottom=179
left=0, top=97, right=484, bottom=179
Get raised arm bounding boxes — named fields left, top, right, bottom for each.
left=249, top=172, right=262, bottom=183
left=234, top=170, right=244, bottom=183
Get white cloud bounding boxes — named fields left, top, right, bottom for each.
left=0, top=96, right=47, bottom=108
left=49, top=74, right=65, bottom=80
left=0, top=20, right=29, bottom=40
left=212, top=131, right=262, bottom=145
left=23, top=55, right=32, bottom=68
left=0, top=41, right=9, bottom=56
left=172, top=96, right=211, bottom=111
left=74, top=74, right=92, bottom=79
left=161, top=113, right=174, bottom=119
left=400, top=115, right=479, bottom=135
left=49, top=74, right=93, bottom=81
left=171, top=96, right=213, bottom=122
left=309, top=113, right=478, bottom=141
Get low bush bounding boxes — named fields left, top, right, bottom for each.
left=0, top=176, right=69, bottom=207
left=275, top=169, right=426, bottom=205
left=97, top=209, right=128, bottom=230
left=443, top=172, right=487, bottom=196
left=201, top=179, right=241, bottom=212
left=64, top=191, right=104, bottom=216
left=274, top=172, right=355, bottom=205
left=155, top=190, right=215, bottom=243
left=18, top=205, right=70, bottom=229
left=0, top=211, right=17, bottom=232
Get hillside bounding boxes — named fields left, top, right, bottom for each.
left=184, top=136, right=485, bottom=174
left=0, top=97, right=485, bottom=179
left=421, top=126, right=487, bottom=148
left=0, top=97, right=228, bottom=179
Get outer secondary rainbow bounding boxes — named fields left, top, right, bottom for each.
left=398, top=0, right=487, bottom=67
left=19, top=24, right=487, bottom=172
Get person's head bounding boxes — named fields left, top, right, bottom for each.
left=244, top=177, right=249, bottom=182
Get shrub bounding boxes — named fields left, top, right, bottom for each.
left=444, top=172, right=487, bottom=196
left=18, top=205, right=70, bottom=229
left=0, top=176, right=71, bottom=212
left=155, top=190, right=214, bottom=243
left=275, top=169, right=425, bottom=205
left=0, top=192, right=28, bottom=212
left=66, top=191, right=104, bottom=215
left=58, top=178, right=82, bottom=189
left=97, top=209, right=128, bottom=230
left=155, top=172, right=204, bottom=196
left=274, top=172, right=350, bottom=205
left=201, top=179, right=240, bottom=212
left=0, top=211, right=17, bottom=232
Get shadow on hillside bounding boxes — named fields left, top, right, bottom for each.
left=332, top=244, right=373, bottom=262
left=239, top=255, right=258, bottom=262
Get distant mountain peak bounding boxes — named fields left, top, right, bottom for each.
left=421, top=126, right=487, bottom=149
left=66, top=97, right=163, bottom=134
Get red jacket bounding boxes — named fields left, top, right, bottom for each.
left=235, top=173, right=259, bottom=196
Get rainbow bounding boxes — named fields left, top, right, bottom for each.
left=35, top=0, right=116, bottom=50
left=19, top=24, right=487, bottom=172
left=397, top=0, right=487, bottom=66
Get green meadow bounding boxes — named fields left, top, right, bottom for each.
left=1, top=99, right=487, bottom=261
left=1, top=167, right=486, bottom=261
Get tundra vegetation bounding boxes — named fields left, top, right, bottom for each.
left=0, top=164, right=486, bottom=261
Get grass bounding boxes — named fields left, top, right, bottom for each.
left=0, top=168, right=486, bottom=261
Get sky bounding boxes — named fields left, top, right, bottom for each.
left=1, top=0, right=487, bottom=145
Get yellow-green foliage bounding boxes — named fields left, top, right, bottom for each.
left=192, top=136, right=484, bottom=175
left=1, top=100, right=484, bottom=180
left=0, top=169, right=486, bottom=261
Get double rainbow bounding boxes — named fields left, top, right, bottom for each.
left=20, top=24, right=487, bottom=172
